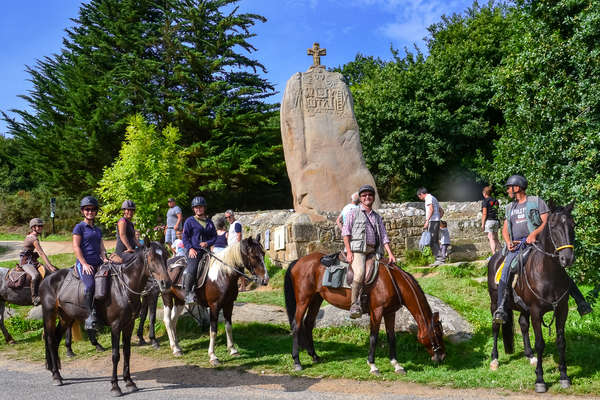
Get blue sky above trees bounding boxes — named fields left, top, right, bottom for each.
left=0, top=0, right=473, bottom=134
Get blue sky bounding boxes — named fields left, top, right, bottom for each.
left=0, top=0, right=474, bottom=135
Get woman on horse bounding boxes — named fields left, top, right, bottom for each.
left=182, top=196, right=216, bottom=304
left=115, top=200, right=140, bottom=258
left=20, top=218, right=57, bottom=305
left=73, top=196, right=109, bottom=331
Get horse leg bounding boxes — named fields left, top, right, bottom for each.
left=137, top=295, right=148, bottom=346
left=43, top=309, right=62, bottom=385
left=556, top=303, right=570, bottom=389
left=490, top=320, right=500, bottom=370
left=518, top=312, right=536, bottom=366
left=122, top=320, right=138, bottom=393
left=367, top=308, right=384, bottom=376
left=148, top=291, right=159, bottom=349
left=163, top=303, right=184, bottom=356
left=384, top=312, right=405, bottom=375
left=222, top=301, right=239, bottom=357
left=0, top=300, right=15, bottom=344
left=65, top=324, right=75, bottom=357
left=303, top=295, right=324, bottom=363
left=291, top=298, right=311, bottom=371
left=110, top=326, right=123, bottom=397
left=207, top=305, right=221, bottom=366
left=531, top=312, right=547, bottom=393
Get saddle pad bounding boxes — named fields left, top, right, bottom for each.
left=320, top=253, right=379, bottom=289
left=58, top=271, right=84, bottom=308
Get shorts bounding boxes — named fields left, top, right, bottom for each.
left=484, top=220, right=500, bottom=233
left=165, top=228, right=176, bottom=244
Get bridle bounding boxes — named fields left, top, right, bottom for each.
left=205, top=244, right=264, bottom=283
left=531, top=214, right=574, bottom=258
left=111, top=245, right=163, bottom=296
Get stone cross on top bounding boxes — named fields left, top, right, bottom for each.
left=307, top=42, right=326, bottom=67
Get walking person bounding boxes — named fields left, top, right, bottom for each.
left=73, top=196, right=109, bottom=331
left=336, top=192, right=360, bottom=230
left=115, top=200, right=140, bottom=256
left=417, top=187, right=444, bottom=266
left=481, top=186, right=501, bottom=257
left=439, top=221, right=451, bottom=263
left=164, top=198, right=182, bottom=246
left=182, top=196, right=216, bottom=304
left=343, top=184, right=396, bottom=319
left=20, top=218, right=57, bottom=305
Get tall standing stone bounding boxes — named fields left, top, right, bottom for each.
left=280, top=43, right=379, bottom=214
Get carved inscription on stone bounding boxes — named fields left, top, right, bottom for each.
left=291, top=68, right=350, bottom=117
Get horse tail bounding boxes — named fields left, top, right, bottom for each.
left=71, top=321, right=82, bottom=341
left=502, top=308, right=515, bottom=354
left=284, top=259, right=299, bottom=329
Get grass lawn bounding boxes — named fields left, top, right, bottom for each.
left=0, top=233, right=73, bottom=241
left=1, top=255, right=599, bottom=395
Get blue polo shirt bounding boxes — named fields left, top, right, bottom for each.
left=182, top=216, right=216, bottom=253
left=73, top=221, right=103, bottom=266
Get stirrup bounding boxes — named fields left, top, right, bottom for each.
left=85, top=315, right=98, bottom=331
left=184, top=291, right=197, bottom=304
left=349, top=303, right=362, bottom=319
left=493, top=308, right=507, bottom=324
left=32, top=296, right=41, bottom=306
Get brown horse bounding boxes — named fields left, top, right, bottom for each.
left=40, top=242, right=171, bottom=396
left=284, top=253, right=446, bottom=375
left=487, top=203, right=575, bottom=393
left=161, top=237, right=268, bottom=365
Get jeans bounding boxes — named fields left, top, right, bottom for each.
left=165, top=228, right=176, bottom=244
left=428, top=221, right=443, bottom=261
left=76, top=261, right=98, bottom=295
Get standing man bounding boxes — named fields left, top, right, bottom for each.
left=342, top=185, right=396, bottom=319
left=417, top=187, right=444, bottom=266
left=165, top=198, right=182, bottom=247
left=481, top=186, right=501, bottom=257
left=182, top=196, right=216, bottom=304
left=336, top=192, right=360, bottom=230
left=225, top=209, right=242, bottom=246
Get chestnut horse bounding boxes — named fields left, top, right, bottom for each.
left=284, top=253, right=446, bottom=375
left=40, top=242, right=171, bottom=396
left=487, top=203, right=575, bottom=393
left=162, top=237, right=268, bottom=365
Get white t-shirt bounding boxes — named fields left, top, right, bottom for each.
left=228, top=220, right=242, bottom=246
left=425, top=193, right=441, bottom=222
left=171, top=238, right=185, bottom=256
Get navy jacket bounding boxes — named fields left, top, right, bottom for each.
left=182, top=216, right=216, bottom=253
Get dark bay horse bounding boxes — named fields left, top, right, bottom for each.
left=41, top=242, right=171, bottom=396
left=161, top=237, right=268, bottom=365
left=0, top=267, right=104, bottom=355
left=284, top=253, right=446, bottom=375
left=136, top=278, right=160, bottom=348
left=487, top=203, right=575, bottom=392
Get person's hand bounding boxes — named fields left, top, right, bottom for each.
left=200, top=241, right=208, bottom=248
left=82, top=263, right=94, bottom=275
left=125, top=249, right=135, bottom=253
left=346, top=250, right=354, bottom=264
left=189, top=248, right=197, bottom=258
left=507, top=241, right=518, bottom=251
left=526, top=232, right=538, bottom=244
left=388, top=254, right=396, bottom=264
left=47, top=264, right=57, bottom=272
left=481, top=224, right=485, bottom=232
left=423, top=221, right=429, bottom=230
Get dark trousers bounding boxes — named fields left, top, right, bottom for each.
left=76, top=261, right=97, bottom=295
left=428, top=221, right=443, bottom=261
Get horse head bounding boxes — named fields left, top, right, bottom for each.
left=240, top=236, right=269, bottom=286
left=143, top=241, right=172, bottom=293
left=418, top=311, right=446, bottom=363
left=547, top=201, right=575, bottom=268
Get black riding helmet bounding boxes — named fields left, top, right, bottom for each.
left=191, top=196, right=207, bottom=207
left=358, top=184, right=376, bottom=196
left=121, top=199, right=136, bottom=210
left=80, top=196, right=99, bottom=209
left=505, top=175, right=528, bottom=190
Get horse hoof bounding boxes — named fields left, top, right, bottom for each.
left=96, top=345, right=106, bottom=352
left=210, top=358, right=220, bottom=367
left=110, top=386, right=123, bottom=397
left=528, top=357, right=537, bottom=366
left=151, top=341, right=160, bottom=349
left=370, top=369, right=381, bottom=377
left=559, top=379, right=571, bottom=389
left=294, top=364, right=302, bottom=372
left=394, top=365, right=407, bottom=375
left=230, top=351, right=240, bottom=357
left=535, top=383, right=547, bottom=393
left=490, top=359, right=499, bottom=371
left=7, top=339, right=16, bottom=345
left=138, top=338, right=148, bottom=346
left=66, top=350, right=76, bottom=358
left=173, top=350, right=183, bottom=357
left=52, top=378, right=63, bottom=386
left=125, top=382, right=138, bottom=393
left=312, top=355, right=321, bottom=364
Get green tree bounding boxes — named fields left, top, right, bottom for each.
left=97, top=115, right=189, bottom=238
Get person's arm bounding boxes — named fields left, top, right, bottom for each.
left=204, top=222, right=217, bottom=248
left=117, top=219, right=135, bottom=252
left=502, top=219, right=513, bottom=250
left=73, top=234, right=94, bottom=274
left=423, top=203, right=433, bottom=228
left=100, top=238, right=109, bottom=263
left=343, top=235, right=353, bottom=263
left=175, top=212, right=182, bottom=231
left=383, top=243, right=396, bottom=264
left=33, top=239, right=56, bottom=271
left=235, top=222, right=242, bottom=242
left=378, top=217, right=396, bottom=263
left=481, top=207, right=487, bottom=230
left=336, top=212, right=343, bottom=230
left=526, top=212, right=548, bottom=244
left=182, top=219, right=197, bottom=257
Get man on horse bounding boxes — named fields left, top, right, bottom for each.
left=342, top=184, right=396, bottom=319
left=182, top=196, right=217, bottom=304
left=493, top=175, right=591, bottom=324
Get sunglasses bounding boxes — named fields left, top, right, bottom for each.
left=360, top=193, right=374, bottom=198
left=83, top=207, right=98, bottom=212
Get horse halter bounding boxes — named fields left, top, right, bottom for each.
left=533, top=216, right=574, bottom=258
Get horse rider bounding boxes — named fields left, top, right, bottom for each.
left=20, top=218, right=57, bottom=305
left=115, top=200, right=140, bottom=257
left=73, top=196, right=109, bottom=331
left=342, top=184, right=396, bottom=319
left=182, top=196, right=217, bottom=304
left=493, top=175, right=591, bottom=324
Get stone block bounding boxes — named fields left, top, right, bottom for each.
left=289, top=223, right=317, bottom=242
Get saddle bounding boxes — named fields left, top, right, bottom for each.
left=5, top=265, right=45, bottom=289
left=320, top=252, right=379, bottom=289
left=167, top=253, right=210, bottom=289
left=70, top=263, right=112, bottom=301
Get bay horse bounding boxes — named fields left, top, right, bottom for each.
left=136, top=278, right=160, bottom=348
left=40, top=241, right=171, bottom=396
left=284, top=253, right=446, bottom=375
left=487, top=202, right=575, bottom=393
left=161, top=237, right=268, bottom=365
left=0, top=267, right=104, bottom=355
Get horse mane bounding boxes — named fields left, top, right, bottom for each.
left=394, top=266, right=433, bottom=316
left=208, top=242, right=243, bottom=278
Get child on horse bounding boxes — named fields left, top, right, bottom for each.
left=73, top=196, right=109, bottom=331
left=342, top=184, right=396, bottom=319
left=20, top=218, right=57, bottom=305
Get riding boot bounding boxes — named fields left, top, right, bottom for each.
left=84, top=291, right=98, bottom=331
left=31, top=275, right=41, bottom=306
left=349, top=281, right=362, bottom=319
left=568, top=276, right=592, bottom=316
left=493, top=279, right=510, bottom=324
left=183, top=270, right=197, bottom=304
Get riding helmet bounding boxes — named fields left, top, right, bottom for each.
left=80, top=196, right=99, bottom=209
left=191, top=196, right=207, bottom=207
left=29, top=218, right=44, bottom=228
left=504, top=175, right=528, bottom=190
left=121, top=199, right=136, bottom=210
left=358, top=184, right=376, bottom=196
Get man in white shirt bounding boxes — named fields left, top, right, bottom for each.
left=225, top=209, right=242, bottom=245
left=336, top=192, right=360, bottom=230
left=417, top=187, right=444, bottom=266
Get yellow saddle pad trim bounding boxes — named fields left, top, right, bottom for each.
left=37, top=265, right=46, bottom=279
left=495, top=262, right=504, bottom=284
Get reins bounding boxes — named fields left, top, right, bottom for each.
left=110, top=248, right=156, bottom=297
left=204, top=248, right=260, bottom=283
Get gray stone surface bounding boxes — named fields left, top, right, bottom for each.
left=280, top=65, right=379, bottom=214
left=26, top=305, right=42, bottom=320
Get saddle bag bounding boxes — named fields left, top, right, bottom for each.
left=322, top=264, right=348, bottom=289
left=6, top=267, right=28, bottom=289
left=94, top=264, right=111, bottom=301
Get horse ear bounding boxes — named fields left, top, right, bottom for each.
left=433, top=311, right=439, bottom=322
left=255, top=233, right=261, bottom=243
left=547, top=198, right=556, bottom=212
left=566, top=201, right=575, bottom=213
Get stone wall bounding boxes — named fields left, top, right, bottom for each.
left=223, top=201, right=489, bottom=267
